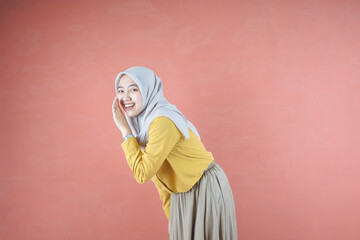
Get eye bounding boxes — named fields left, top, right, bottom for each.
left=117, top=90, right=124, bottom=93
left=130, top=88, right=138, bottom=92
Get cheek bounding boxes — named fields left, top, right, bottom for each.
left=136, top=95, right=142, bottom=109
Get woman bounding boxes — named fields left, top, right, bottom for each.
left=112, top=66, right=237, bottom=239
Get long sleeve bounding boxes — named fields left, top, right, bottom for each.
left=152, top=177, right=171, bottom=219
left=159, top=190, right=171, bottom=219
left=121, top=116, right=182, bottom=184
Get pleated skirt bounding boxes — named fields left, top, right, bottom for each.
left=169, top=162, right=238, bottom=240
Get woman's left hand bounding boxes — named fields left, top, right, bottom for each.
left=112, top=96, right=132, bottom=137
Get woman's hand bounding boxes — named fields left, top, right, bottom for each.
left=112, top=96, right=132, bottom=137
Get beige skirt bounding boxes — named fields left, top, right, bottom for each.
left=169, top=162, right=238, bottom=240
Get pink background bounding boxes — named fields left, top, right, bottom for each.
left=1, top=0, right=360, bottom=239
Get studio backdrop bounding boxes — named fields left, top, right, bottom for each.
left=1, top=0, right=359, bottom=239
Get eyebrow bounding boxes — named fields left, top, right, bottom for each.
left=117, top=84, right=139, bottom=89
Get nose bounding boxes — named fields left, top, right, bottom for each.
left=121, top=91, right=131, bottom=101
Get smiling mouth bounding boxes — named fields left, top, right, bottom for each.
left=123, top=103, right=135, bottom=111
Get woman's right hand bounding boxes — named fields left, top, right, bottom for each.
left=112, top=96, right=132, bottom=137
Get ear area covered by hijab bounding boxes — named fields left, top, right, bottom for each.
left=114, top=66, right=201, bottom=148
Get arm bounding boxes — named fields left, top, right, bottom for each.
left=159, top=190, right=171, bottom=219
left=152, top=182, right=171, bottom=219
left=121, top=116, right=181, bottom=184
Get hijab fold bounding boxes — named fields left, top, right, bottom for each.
left=115, top=66, right=200, bottom=148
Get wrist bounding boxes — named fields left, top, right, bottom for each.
left=121, top=129, right=132, bottom=138
left=122, top=133, right=133, bottom=142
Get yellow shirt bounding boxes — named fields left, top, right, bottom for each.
left=121, top=116, right=214, bottom=219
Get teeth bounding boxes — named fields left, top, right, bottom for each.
left=125, top=104, right=134, bottom=108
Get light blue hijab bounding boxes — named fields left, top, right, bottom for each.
left=114, top=66, right=200, bottom=148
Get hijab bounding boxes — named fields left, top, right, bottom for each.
left=114, top=66, right=200, bottom=148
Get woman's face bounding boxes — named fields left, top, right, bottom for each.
left=116, top=74, right=143, bottom=117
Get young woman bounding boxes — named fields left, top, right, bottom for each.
left=112, top=66, right=237, bottom=239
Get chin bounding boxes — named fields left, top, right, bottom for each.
left=126, top=112, right=138, bottom=118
